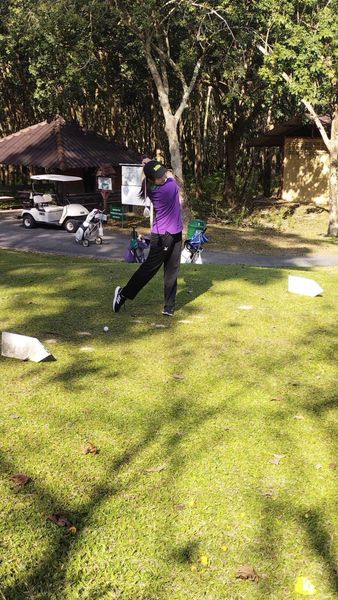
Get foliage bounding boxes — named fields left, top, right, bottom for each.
left=0, top=0, right=337, bottom=210
left=259, top=1, right=338, bottom=109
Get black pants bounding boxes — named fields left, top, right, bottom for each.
left=122, top=232, right=182, bottom=311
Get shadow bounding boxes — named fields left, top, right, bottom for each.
left=170, top=540, right=200, bottom=564
left=1, top=249, right=337, bottom=597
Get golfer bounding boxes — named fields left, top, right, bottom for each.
left=113, top=160, right=183, bottom=317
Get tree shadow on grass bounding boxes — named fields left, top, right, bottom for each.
left=0, top=373, right=230, bottom=599
left=1, top=251, right=337, bottom=597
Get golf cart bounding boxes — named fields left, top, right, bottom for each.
left=21, top=174, right=89, bottom=233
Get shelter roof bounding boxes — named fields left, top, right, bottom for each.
left=0, top=116, right=139, bottom=168
left=249, top=115, right=331, bottom=147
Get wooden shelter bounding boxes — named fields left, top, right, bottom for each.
left=251, top=116, right=331, bottom=205
left=0, top=116, right=140, bottom=206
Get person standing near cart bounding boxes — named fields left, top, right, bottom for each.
left=112, top=160, right=183, bottom=317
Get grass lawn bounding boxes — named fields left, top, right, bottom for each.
left=0, top=249, right=337, bottom=599
left=123, top=204, right=338, bottom=257
left=206, top=206, right=338, bottom=257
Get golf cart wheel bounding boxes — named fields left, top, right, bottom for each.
left=82, top=239, right=89, bottom=247
left=64, top=219, right=77, bottom=233
left=95, top=237, right=103, bottom=245
left=23, top=214, right=35, bottom=229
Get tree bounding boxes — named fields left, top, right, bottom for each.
left=257, top=0, right=338, bottom=235
left=112, top=1, right=230, bottom=194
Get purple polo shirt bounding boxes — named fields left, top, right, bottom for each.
left=149, top=177, right=183, bottom=235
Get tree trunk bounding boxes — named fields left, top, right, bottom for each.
left=262, top=148, right=272, bottom=197
left=327, top=107, right=338, bottom=236
left=222, top=133, right=237, bottom=209
left=163, top=113, right=183, bottom=182
left=194, top=93, right=203, bottom=199
left=163, top=111, right=191, bottom=226
left=327, top=150, right=338, bottom=236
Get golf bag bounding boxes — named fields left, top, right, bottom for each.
left=181, top=227, right=208, bottom=264
left=75, top=209, right=108, bottom=247
left=125, top=224, right=150, bottom=263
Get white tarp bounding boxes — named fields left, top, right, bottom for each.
left=288, top=275, right=323, bottom=297
left=1, top=332, right=55, bottom=362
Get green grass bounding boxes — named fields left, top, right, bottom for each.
left=0, top=250, right=337, bottom=599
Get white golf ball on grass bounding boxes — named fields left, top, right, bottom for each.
left=103, top=326, right=109, bottom=332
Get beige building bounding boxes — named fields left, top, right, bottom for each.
left=282, top=137, right=329, bottom=205
left=251, top=116, right=331, bottom=205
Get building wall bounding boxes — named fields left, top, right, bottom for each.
left=282, top=137, right=329, bottom=205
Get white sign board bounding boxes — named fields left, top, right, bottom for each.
left=97, top=176, right=112, bottom=191
left=121, top=164, right=144, bottom=206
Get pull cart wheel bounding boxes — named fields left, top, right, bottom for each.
left=95, top=237, right=103, bottom=245
left=82, top=239, right=89, bottom=247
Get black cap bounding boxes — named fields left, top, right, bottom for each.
left=143, top=160, right=167, bottom=181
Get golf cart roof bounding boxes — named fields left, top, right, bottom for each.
left=30, top=174, right=83, bottom=182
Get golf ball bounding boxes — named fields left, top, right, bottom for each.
left=103, top=326, right=109, bottom=332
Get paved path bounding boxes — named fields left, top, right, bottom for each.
left=1, top=211, right=338, bottom=267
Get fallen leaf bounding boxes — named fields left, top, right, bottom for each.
left=151, top=323, right=167, bottom=328
left=199, top=554, right=209, bottom=566
left=145, top=464, right=167, bottom=473
left=10, top=414, right=21, bottom=419
left=47, top=512, right=72, bottom=527
left=314, top=463, right=322, bottom=469
left=221, top=545, right=228, bottom=552
left=329, top=462, right=337, bottom=470
left=294, top=576, right=316, bottom=596
left=10, top=473, right=31, bottom=486
left=235, top=565, right=259, bottom=582
left=262, top=488, right=276, bottom=498
left=82, top=442, right=99, bottom=455
left=270, top=397, right=283, bottom=402
left=68, top=526, right=77, bottom=535
left=174, top=503, right=186, bottom=511
left=270, top=454, right=286, bottom=465
left=173, top=374, right=185, bottom=381
left=190, top=564, right=197, bottom=571
left=294, top=415, right=305, bottom=420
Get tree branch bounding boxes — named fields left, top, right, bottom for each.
left=175, top=57, right=202, bottom=122
left=257, top=44, right=332, bottom=152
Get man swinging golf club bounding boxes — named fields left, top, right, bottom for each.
left=113, top=160, right=183, bottom=317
